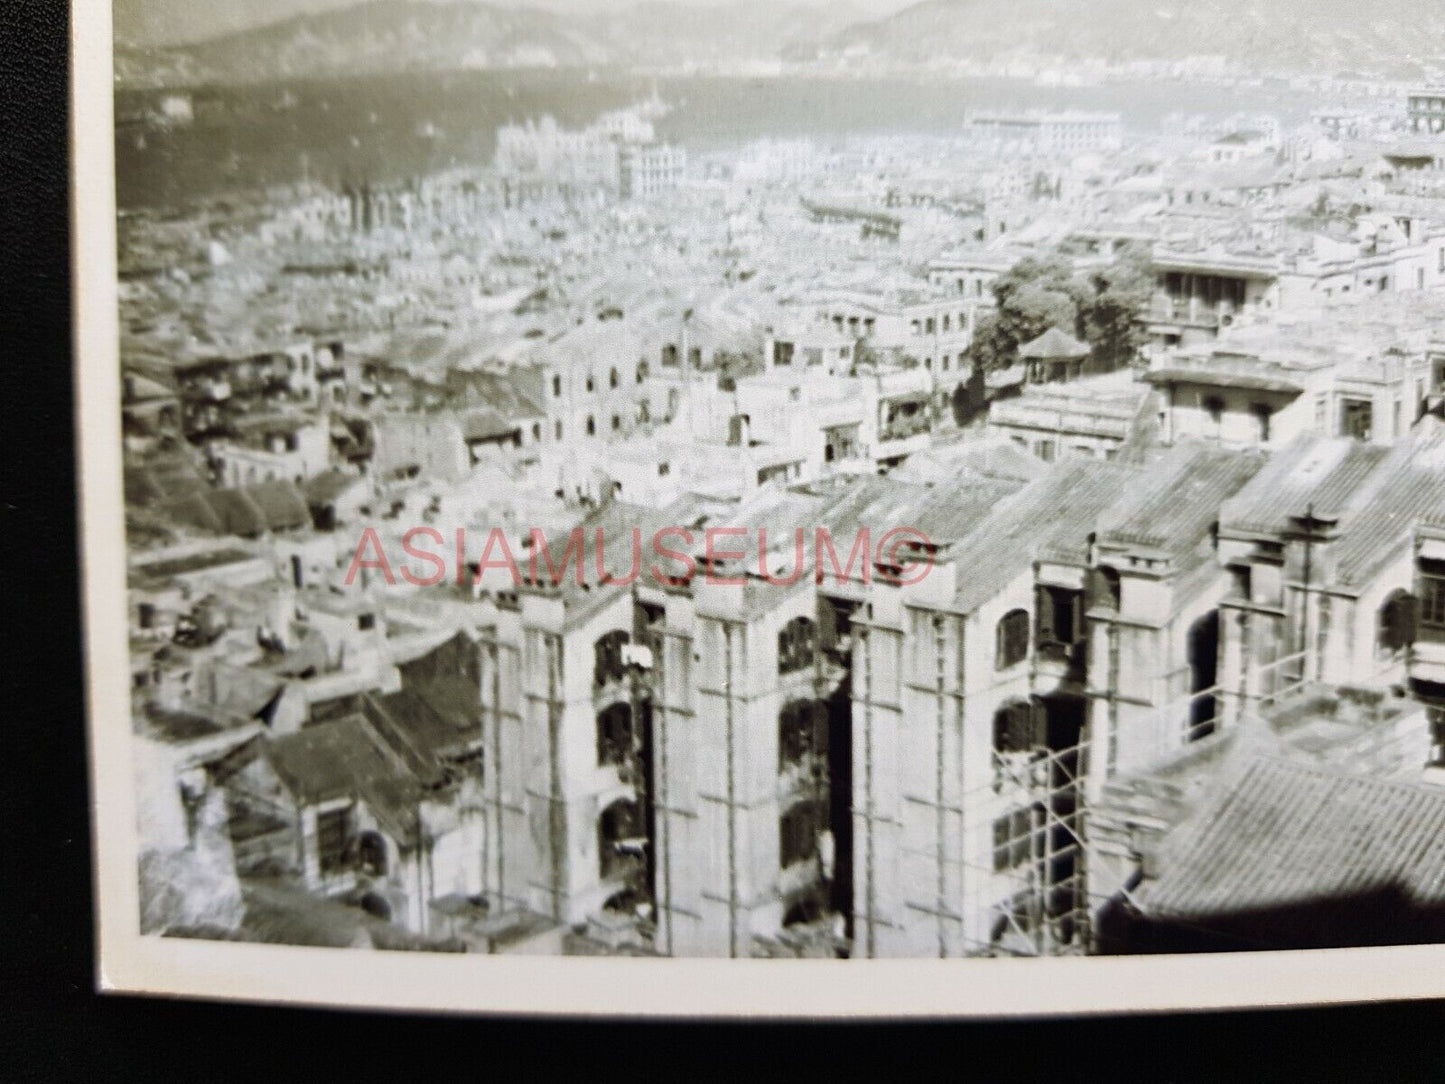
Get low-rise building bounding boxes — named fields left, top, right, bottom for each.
left=987, top=371, right=1154, bottom=462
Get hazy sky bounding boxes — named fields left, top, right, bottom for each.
left=116, top=0, right=917, bottom=47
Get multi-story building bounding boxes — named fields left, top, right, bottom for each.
left=802, top=286, right=980, bottom=420
left=1407, top=88, right=1445, bottom=134
left=1145, top=215, right=1445, bottom=355
left=964, top=111, right=1124, bottom=155
left=450, top=434, right=1440, bottom=958
left=987, top=371, right=1154, bottom=463
left=1210, top=429, right=1445, bottom=730
left=620, top=143, right=687, bottom=199
left=1145, top=328, right=1441, bottom=450
left=210, top=416, right=332, bottom=489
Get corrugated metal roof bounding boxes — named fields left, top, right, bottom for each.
left=1137, top=757, right=1445, bottom=921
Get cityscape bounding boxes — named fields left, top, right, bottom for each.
left=117, top=0, right=1445, bottom=960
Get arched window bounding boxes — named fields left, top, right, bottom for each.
left=778, top=616, right=817, bottom=675
left=996, top=609, right=1030, bottom=670
left=636, top=361, right=649, bottom=384
left=778, top=700, right=822, bottom=771
left=358, top=832, right=388, bottom=877
left=586, top=415, right=596, bottom=437
left=598, top=799, right=641, bottom=881
left=609, top=367, right=619, bottom=389
left=1378, top=590, right=1419, bottom=654
left=993, top=699, right=1041, bottom=755
left=780, top=799, right=824, bottom=868
left=594, top=630, right=629, bottom=688
left=597, top=702, right=632, bottom=767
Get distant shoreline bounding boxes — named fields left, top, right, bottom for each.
left=114, top=68, right=1330, bottom=211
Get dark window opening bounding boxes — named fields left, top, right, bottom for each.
left=996, top=609, right=1030, bottom=669
left=778, top=615, right=818, bottom=675
left=1341, top=398, right=1373, bottom=441
left=598, top=799, right=642, bottom=882
left=780, top=799, right=824, bottom=868
left=1186, top=610, right=1220, bottom=741
left=317, top=806, right=353, bottom=875
left=358, top=831, right=388, bottom=877
left=1036, top=586, right=1083, bottom=651
left=993, top=699, right=1043, bottom=755
left=1421, top=560, right=1445, bottom=634
left=1379, top=589, right=1420, bottom=653
left=779, top=700, right=825, bottom=772
left=597, top=702, right=633, bottom=767
left=1088, top=566, right=1122, bottom=612
left=594, top=630, right=630, bottom=688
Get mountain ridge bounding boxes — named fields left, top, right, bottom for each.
left=114, top=0, right=1445, bottom=89
left=115, top=0, right=867, bottom=87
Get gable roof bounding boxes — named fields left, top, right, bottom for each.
left=264, top=715, right=423, bottom=845
left=952, top=458, right=1141, bottom=613
left=1136, top=757, right=1445, bottom=925
left=163, top=480, right=312, bottom=537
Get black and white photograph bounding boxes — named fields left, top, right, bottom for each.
left=70, top=0, right=1445, bottom=1015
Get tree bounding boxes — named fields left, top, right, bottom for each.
left=968, top=246, right=1153, bottom=376
left=968, top=254, right=1084, bottom=374
left=1079, top=242, right=1153, bottom=372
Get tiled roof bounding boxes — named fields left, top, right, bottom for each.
left=164, top=481, right=312, bottom=538
left=1219, top=436, right=1392, bottom=537
left=1019, top=326, right=1089, bottom=360
left=1220, top=431, right=1445, bottom=588
left=1098, top=443, right=1265, bottom=553
left=265, top=716, right=423, bottom=845
left=953, top=458, right=1141, bottom=613
left=1136, top=757, right=1445, bottom=922
left=124, top=456, right=208, bottom=507
left=1332, top=432, right=1445, bottom=587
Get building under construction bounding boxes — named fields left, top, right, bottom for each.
left=456, top=431, right=1445, bottom=957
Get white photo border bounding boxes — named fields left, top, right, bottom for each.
left=74, top=0, right=1445, bottom=1016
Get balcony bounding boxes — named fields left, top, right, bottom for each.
left=1146, top=298, right=1223, bottom=330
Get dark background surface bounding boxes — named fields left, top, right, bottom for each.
left=4, top=0, right=1445, bottom=1076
